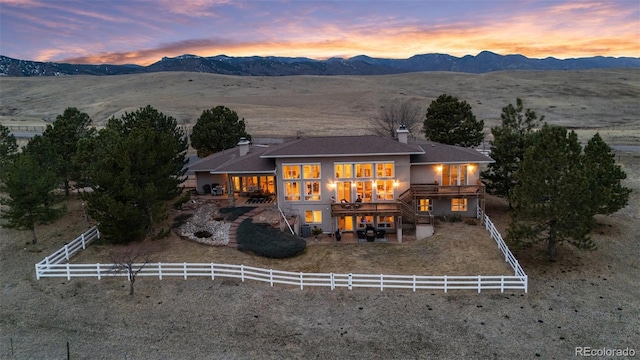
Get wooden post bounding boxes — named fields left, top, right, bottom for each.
left=397, top=216, right=403, bottom=243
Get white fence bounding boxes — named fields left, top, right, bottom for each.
left=35, top=226, right=100, bottom=278
left=36, top=262, right=526, bottom=293
left=35, top=211, right=527, bottom=293
left=477, top=207, right=528, bottom=291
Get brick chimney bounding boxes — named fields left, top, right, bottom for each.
left=396, top=124, right=409, bottom=144
left=238, top=137, right=250, bottom=156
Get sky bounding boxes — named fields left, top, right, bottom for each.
left=0, top=0, right=638, bottom=66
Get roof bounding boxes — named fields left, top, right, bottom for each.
left=261, top=135, right=425, bottom=158
left=187, top=145, right=275, bottom=174
left=410, top=140, right=494, bottom=164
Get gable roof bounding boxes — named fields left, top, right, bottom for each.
left=187, top=145, right=275, bottom=174
left=410, top=140, right=494, bottom=164
left=261, top=135, right=425, bottom=158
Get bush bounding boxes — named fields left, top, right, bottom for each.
left=443, top=213, right=463, bottom=223
left=237, top=218, right=306, bottom=259
left=219, top=206, right=255, bottom=221
left=173, top=191, right=191, bottom=209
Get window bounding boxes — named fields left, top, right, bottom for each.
left=305, top=181, right=321, bottom=201
left=355, top=181, right=373, bottom=202
left=442, top=165, right=467, bottom=186
left=451, top=198, right=467, bottom=211
left=376, top=163, right=394, bottom=177
left=377, top=216, right=395, bottom=228
left=305, top=210, right=322, bottom=224
left=284, top=181, right=300, bottom=201
left=375, top=180, right=394, bottom=200
left=357, top=215, right=374, bottom=229
left=334, top=163, right=353, bottom=179
left=303, top=164, right=321, bottom=179
left=355, top=163, right=373, bottom=178
left=283, top=165, right=301, bottom=179
left=418, top=199, right=432, bottom=212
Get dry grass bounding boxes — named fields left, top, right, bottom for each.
left=1, top=69, right=639, bottom=144
left=1, top=71, right=639, bottom=358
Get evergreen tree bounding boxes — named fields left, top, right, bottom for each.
left=0, top=153, right=64, bottom=244
left=0, top=124, right=18, bottom=172
left=481, top=98, right=543, bottom=207
left=508, top=125, right=595, bottom=261
left=190, top=106, right=251, bottom=157
left=83, top=106, right=187, bottom=243
left=40, top=107, right=95, bottom=196
left=423, top=94, right=484, bottom=147
left=583, top=133, right=631, bottom=215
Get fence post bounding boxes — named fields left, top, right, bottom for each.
left=413, top=275, right=416, bottom=292
left=348, top=273, right=352, bottom=290
left=500, top=275, right=504, bottom=293
left=524, top=275, right=528, bottom=293
left=211, top=263, right=215, bottom=281
left=97, top=263, right=101, bottom=280
left=380, top=274, right=384, bottom=292
left=81, top=233, right=86, bottom=249
left=64, top=244, right=70, bottom=261
left=270, top=269, right=273, bottom=287
left=444, top=275, right=447, bottom=293
left=46, top=256, right=50, bottom=270
left=96, top=227, right=101, bottom=239
left=66, top=263, right=71, bottom=281
left=241, top=265, right=245, bottom=282
left=35, top=264, right=40, bottom=280
left=330, top=273, right=335, bottom=290
left=183, top=262, right=187, bottom=280
left=478, top=275, right=482, bottom=293
left=158, top=262, right=162, bottom=280
left=300, top=272, right=303, bottom=290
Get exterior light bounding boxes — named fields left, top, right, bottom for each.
left=436, top=165, right=443, bottom=172
left=393, top=180, right=400, bottom=187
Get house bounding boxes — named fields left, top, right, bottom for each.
left=188, top=126, right=494, bottom=241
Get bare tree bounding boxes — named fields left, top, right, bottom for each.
left=369, top=99, right=423, bottom=138
left=109, top=243, right=154, bottom=296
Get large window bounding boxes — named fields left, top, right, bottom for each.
left=284, top=163, right=320, bottom=201
left=442, top=165, right=467, bottom=186
left=451, top=198, right=468, bottom=211
left=305, top=210, right=322, bottom=224
left=335, top=162, right=395, bottom=201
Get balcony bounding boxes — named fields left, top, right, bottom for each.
left=409, top=183, right=484, bottom=198
left=330, top=201, right=400, bottom=217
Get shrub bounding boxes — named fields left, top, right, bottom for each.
left=219, top=206, right=255, bottom=221
left=172, top=213, right=193, bottom=228
left=311, top=226, right=323, bottom=237
left=237, top=218, right=306, bottom=259
left=173, top=191, right=191, bottom=209
left=443, top=213, right=463, bottom=223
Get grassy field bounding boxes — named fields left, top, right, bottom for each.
left=0, top=70, right=639, bottom=358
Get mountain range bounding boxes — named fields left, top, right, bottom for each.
left=1, top=51, right=639, bottom=77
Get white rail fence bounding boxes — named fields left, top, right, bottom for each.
left=35, top=211, right=527, bottom=293
left=477, top=207, right=528, bottom=291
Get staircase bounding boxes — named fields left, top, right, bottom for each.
left=226, top=207, right=265, bottom=248
left=396, top=187, right=434, bottom=225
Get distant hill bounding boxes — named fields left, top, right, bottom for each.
left=1, top=51, right=639, bottom=77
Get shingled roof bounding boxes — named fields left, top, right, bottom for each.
left=187, top=145, right=275, bottom=174
left=261, top=135, right=425, bottom=158
left=410, top=140, right=494, bottom=164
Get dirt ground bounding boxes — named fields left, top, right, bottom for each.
left=1, top=152, right=638, bottom=359
left=1, top=71, right=639, bottom=358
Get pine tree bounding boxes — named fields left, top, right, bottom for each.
left=423, top=94, right=484, bottom=147
left=583, top=133, right=631, bottom=216
left=82, top=106, right=187, bottom=243
left=40, top=107, right=95, bottom=196
left=0, top=124, right=18, bottom=172
left=508, top=125, right=595, bottom=261
left=0, top=153, right=65, bottom=244
left=190, top=106, right=251, bottom=157
left=481, top=98, right=543, bottom=207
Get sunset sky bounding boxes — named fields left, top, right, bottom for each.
left=1, top=0, right=638, bottom=66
